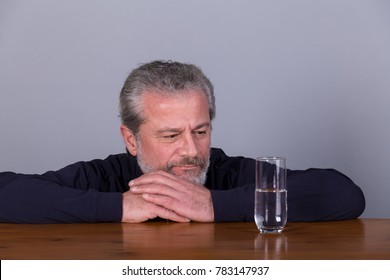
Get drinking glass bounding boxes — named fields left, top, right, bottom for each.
left=255, top=157, right=287, bottom=233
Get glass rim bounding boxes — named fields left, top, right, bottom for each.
left=256, top=156, right=285, bottom=161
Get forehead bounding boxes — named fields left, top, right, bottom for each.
left=142, top=89, right=209, bottom=111
left=143, top=88, right=207, bottom=101
left=141, top=90, right=210, bottom=127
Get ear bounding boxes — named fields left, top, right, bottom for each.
left=120, top=124, right=138, bottom=156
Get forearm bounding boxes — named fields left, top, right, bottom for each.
left=286, top=168, right=365, bottom=222
left=210, top=168, right=365, bottom=223
left=0, top=172, right=122, bottom=223
left=210, top=184, right=255, bottom=222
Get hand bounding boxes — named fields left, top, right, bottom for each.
left=129, top=170, right=214, bottom=222
left=121, top=190, right=190, bottom=223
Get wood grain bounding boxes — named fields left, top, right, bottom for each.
left=1, top=219, right=389, bottom=260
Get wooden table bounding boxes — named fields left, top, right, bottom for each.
left=0, top=219, right=389, bottom=260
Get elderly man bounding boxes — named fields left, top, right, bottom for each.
left=0, top=60, right=365, bottom=223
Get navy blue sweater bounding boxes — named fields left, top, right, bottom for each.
left=0, top=148, right=365, bottom=223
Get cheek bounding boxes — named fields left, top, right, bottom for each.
left=160, top=145, right=179, bottom=160
left=198, top=138, right=211, bottom=157
left=147, top=143, right=178, bottom=165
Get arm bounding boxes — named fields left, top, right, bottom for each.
left=0, top=172, right=123, bottom=223
left=208, top=148, right=366, bottom=222
left=286, top=168, right=365, bottom=222
left=0, top=157, right=125, bottom=223
left=0, top=154, right=194, bottom=224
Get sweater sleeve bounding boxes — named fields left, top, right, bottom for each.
left=210, top=184, right=255, bottom=222
left=286, top=168, right=365, bottom=222
left=210, top=169, right=365, bottom=222
left=208, top=149, right=365, bottom=222
left=0, top=156, right=128, bottom=223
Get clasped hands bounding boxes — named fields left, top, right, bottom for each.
left=121, top=170, right=214, bottom=223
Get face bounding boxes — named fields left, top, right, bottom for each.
left=121, top=90, right=211, bottom=184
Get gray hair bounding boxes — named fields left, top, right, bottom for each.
left=119, top=60, right=216, bottom=135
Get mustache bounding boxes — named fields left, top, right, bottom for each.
left=167, top=157, right=207, bottom=169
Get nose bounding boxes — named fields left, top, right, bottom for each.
left=179, top=132, right=199, bottom=158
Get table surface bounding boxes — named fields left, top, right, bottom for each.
left=1, top=219, right=389, bottom=260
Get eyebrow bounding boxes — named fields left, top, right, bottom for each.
left=156, top=122, right=211, bottom=134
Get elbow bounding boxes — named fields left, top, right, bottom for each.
left=347, top=182, right=365, bottom=219
left=328, top=170, right=366, bottom=220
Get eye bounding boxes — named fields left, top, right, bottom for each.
left=162, top=134, right=179, bottom=139
left=193, top=130, right=207, bottom=137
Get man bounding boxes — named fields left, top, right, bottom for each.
left=0, top=60, right=365, bottom=223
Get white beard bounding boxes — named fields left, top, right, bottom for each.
left=135, top=140, right=209, bottom=185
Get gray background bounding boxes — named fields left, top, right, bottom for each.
left=1, top=0, right=389, bottom=218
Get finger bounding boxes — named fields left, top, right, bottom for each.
left=152, top=203, right=190, bottom=222
left=143, top=192, right=213, bottom=223
left=142, top=193, right=181, bottom=211
left=129, top=171, right=179, bottom=189
left=130, top=183, right=180, bottom=202
left=129, top=173, right=184, bottom=198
